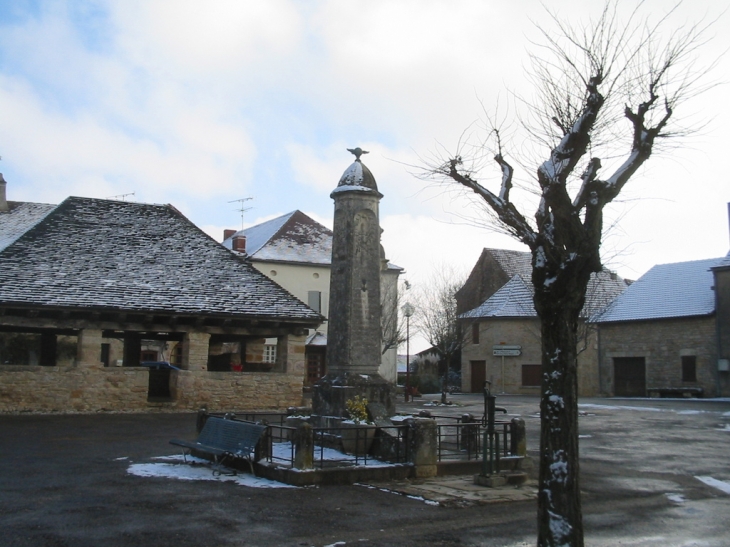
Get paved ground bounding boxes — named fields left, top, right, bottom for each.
left=1, top=394, right=729, bottom=546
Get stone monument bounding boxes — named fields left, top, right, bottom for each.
left=312, top=148, right=396, bottom=419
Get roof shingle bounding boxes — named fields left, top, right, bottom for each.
left=0, top=197, right=322, bottom=322
left=592, top=257, right=722, bottom=323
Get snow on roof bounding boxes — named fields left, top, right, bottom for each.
left=305, top=331, right=327, bottom=346
left=592, top=257, right=723, bottom=323
left=0, top=201, right=57, bottom=252
left=222, top=211, right=294, bottom=255
left=336, top=159, right=379, bottom=192
left=488, top=248, right=533, bottom=279
left=460, top=275, right=535, bottom=319
left=461, top=268, right=628, bottom=320
left=223, top=210, right=333, bottom=265
left=0, top=197, right=322, bottom=322
left=711, top=251, right=730, bottom=270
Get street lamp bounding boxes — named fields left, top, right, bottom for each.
left=402, top=302, right=415, bottom=402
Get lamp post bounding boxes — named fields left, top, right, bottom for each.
left=402, top=302, right=415, bottom=402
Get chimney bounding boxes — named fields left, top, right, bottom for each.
left=232, top=234, right=247, bottom=253
left=223, top=229, right=236, bottom=241
left=0, top=173, right=8, bottom=213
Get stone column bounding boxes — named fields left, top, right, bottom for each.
left=76, top=329, right=103, bottom=367
left=281, top=332, right=307, bottom=376
left=409, top=418, right=438, bottom=478
left=313, top=151, right=396, bottom=418
left=182, top=332, right=211, bottom=371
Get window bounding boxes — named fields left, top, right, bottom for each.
left=522, top=364, right=541, bottom=387
left=472, top=323, right=480, bottom=345
left=681, top=355, right=697, bottom=382
left=264, top=339, right=277, bottom=364
left=308, top=291, right=322, bottom=313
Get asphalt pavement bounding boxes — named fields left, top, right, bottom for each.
left=1, top=394, right=729, bottom=546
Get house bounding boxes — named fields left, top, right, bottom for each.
left=458, top=248, right=629, bottom=396
left=592, top=256, right=729, bottom=397
left=0, top=176, right=323, bottom=412
left=221, top=210, right=403, bottom=384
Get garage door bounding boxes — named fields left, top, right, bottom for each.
left=613, top=357, right=646, bottom=397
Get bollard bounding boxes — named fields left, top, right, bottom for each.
left=293, top=422, right=314, bottom=470
left=409, top=418, right=437, bottom=478
left=510, top=417, right=527, bottom=457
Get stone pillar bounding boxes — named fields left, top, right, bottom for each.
left=409, top=418, right=438, bottom=478
left=313, top=151, right=396, bottom=418
left=76, top=329, right=103, bottom=367
left=182, top=332, right=211, bottom=371
left=293, top=422, right=314, bottom=470
left=281, top=332, right=307, bottom=376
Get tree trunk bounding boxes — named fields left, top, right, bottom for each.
left=535, top=288, right=585, bottom=547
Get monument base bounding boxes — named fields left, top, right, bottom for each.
left=312, top=372, right=396, bottom=419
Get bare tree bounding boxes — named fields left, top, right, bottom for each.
left=422, top=3, right=717, bottom=546
left=414, top=265, right=468, bottom=403
left=381, top=277, right=409, bottom=356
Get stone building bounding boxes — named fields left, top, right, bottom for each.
left=593, top=257, right=729, bottom=397
left=221, top=209, right=402, bottom=385
left=0, top=182, right=322, bottom=412
left=458, top=248, right=629, bottom=396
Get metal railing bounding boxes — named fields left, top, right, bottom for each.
left=435, top=417, right=513, bottom=462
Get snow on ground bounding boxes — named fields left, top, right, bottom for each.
left=695, top=476, right=730, bottom=495
left=355, top=483, right=440, bottom=506
left=579, top=403, right=663, bottom=412
left=272, top=442, right=396, bottom=468
left=126, top=454, right=295, bottom=488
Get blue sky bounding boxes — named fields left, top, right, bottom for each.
left=1, top=0, right=729, bottom=298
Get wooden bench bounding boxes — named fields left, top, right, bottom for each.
left=170, top=416, right=268, bottom=475
left=647, top=387, right=704, bottom=398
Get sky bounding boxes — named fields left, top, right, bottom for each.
left=1, top=1, right=729, bottom=299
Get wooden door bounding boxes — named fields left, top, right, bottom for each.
left=613, top=357, right=646, bottom=397
left=470, top=360, right=486, bottom=393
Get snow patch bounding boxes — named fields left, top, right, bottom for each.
left=127, top=460, right=295, bottom=488
left=666, top=493, right=685, bottom=503
left=695, top=476, right=730, bottom=495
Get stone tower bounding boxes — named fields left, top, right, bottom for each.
left=312, top=149, right=395, bottom=418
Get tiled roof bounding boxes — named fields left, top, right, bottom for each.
left=0, top=201, right=57, bottom=252
left=223, top=209, right=403, bottom=271
left=461, top=268, right=628, bottom=320
left=711, top=251, right=730, bottom=270
left=461, top=266, right=628, bottom=319
left=488, top=248, right=533, bottom=279
left=224, top=210, right=332, bottom=265
left=461, top=275, right=536, bottom=318
left=592, top=257, right=722, bottom=323
left=0, top=197, right=323, bottom=322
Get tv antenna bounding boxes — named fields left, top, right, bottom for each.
left=229, top=197, right=253, bottom=230
left=106, top=192, right=135, bottom=201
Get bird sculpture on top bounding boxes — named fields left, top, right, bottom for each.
left=347, top=147, right=369, bottom=160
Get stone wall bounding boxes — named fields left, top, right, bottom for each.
left=0, top=365, right=149, bottom=412
left=461, top=317, right=600, bottom=397
left=0, top=332, right=308, bottom=413
left=0, top=366, right=305, bottom=412
left=172, top=370, right=304, bottom=411
left=598, top=316, right=722, bottom=397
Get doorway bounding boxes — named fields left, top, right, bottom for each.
left=613, top=357, right=646, bottom=396
left=470, top=360, right=486, bottom=393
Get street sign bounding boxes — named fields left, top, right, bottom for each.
left=493, top=345, right=521, bottom=356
